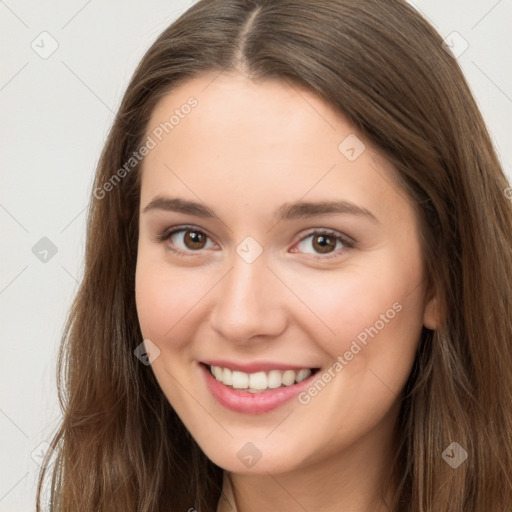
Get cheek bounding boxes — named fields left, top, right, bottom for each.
left=135, top=265, right=171, bottom=342
left=292, top=253, right=426, bottom=371
left=134, top=256, right=207, bottom=409
left=287, top=259, right=425, bottom=451
left=135, top=254, right=204, bottom=347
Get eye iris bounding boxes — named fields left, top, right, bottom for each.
left=313, top=234, right=336, bottom=253
left=184, top=230, right=206, bottom=250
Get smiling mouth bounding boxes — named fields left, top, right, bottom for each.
left=203, top=363, right=321, bottom=393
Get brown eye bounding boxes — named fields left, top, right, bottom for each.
left=159, top=227, right=216, bottom=255
left=312, top=234, right=337, bottom=253
left=183, top=230, right=207, bottom=250
left=293, top=230, right=351, bottom=259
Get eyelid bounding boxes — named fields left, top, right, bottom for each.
left=295, top=227, right=355, bottom=246
left=156, top=224, right=214, bottom=243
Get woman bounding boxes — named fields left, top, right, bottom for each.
left=37, top=0, right=512, bottom=511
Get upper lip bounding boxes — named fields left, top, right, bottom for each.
left=201, top=359, right=319, bottom=373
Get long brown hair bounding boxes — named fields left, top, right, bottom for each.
left=37, top=0, right=512, bottom=510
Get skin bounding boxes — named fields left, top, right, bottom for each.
left=135, top=72, right=438, bottom=512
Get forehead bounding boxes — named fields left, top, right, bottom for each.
left=144, top=72, right=344, bottom=160
left=139, top=72, right=411, bottom=226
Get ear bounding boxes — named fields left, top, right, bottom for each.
left=423, top=280, right=439, bottom=330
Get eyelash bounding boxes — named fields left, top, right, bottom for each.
left=157, top=225, right=354, bottom=260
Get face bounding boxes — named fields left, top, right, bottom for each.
left=135, top=72, right=437, bottom=475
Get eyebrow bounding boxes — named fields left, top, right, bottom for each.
left=143, top=196, right=378, bottom=223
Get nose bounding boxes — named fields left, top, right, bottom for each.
left=209, top=251, right=288, bottom=344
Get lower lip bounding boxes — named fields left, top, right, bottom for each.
left=200, top=363, right=318, bottom=414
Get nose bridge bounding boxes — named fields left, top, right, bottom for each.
left=210, top=247, right=286, bottom=342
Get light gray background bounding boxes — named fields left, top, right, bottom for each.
left=1, top=1, right=511, bottom=510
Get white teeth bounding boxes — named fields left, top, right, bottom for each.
left=212, top=366, right=223, bottom=381
left=296, top=369, right=312, bottom=383
left=281, top=370, right=296, bottom=386
left=267, top=370, right=282, bottom=389
left=248, top=371, right=267, bottom=390
left=208, top=365, right=314, bottom=391
left=232, top=371, right=249, bottom=389
left=223, top=368, right=232, bottom=385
